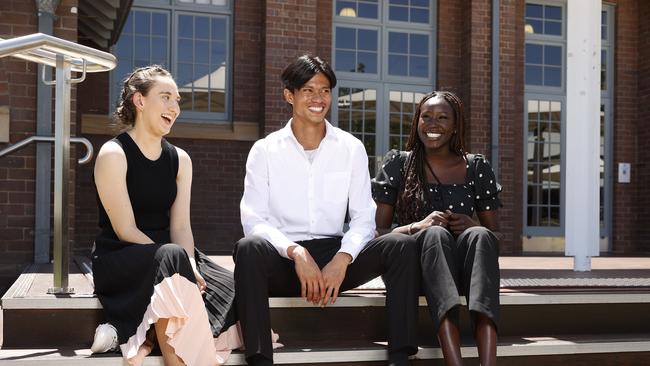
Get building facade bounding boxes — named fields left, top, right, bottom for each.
left=0, top=0, right=648, bottom=291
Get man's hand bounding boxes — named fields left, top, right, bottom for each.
left=446, top=210, right=477, bottom=235
left=288, top=245, right=325, bottom=304
left=320, top=252, right=352, bottom=307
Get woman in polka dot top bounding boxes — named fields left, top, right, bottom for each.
left=372, top=90, right=501, bottom=366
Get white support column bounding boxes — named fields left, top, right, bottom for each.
left=565, top=0, right=601, bottom=271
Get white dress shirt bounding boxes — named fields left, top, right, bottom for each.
left=240, top=118, right=377, bottom=262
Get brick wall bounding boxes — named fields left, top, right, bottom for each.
left=262, top=0, right=332, bottom=135
left=634, top=0, right=650, bottom=253
left=0, top=0, right=78, bottom=292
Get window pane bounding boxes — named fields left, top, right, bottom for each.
left=151, top=37, right=167, bottom=64
left=526, top=19, right=543, bottom=34
left=411, top=0, right=429, bottom=7
left=194, top=40, right=209, bottom=64
left=544, top=45, right=561, bottom=66
left=117, top=36, right=133, bottom=59
left=526, top=4, right=543, bottom=18
left=358, top=29, right=377, bottom=51
left=336, top=1, right=356, bottom=17
left=390, top=0, right=408, bottom=5
left=544, top=5, right=562, bottom=20
left=544, top=66, right=561, bottom=87
left=388, top=32, right=408, bottom=53
left=525, top=43, right=543, bottom=64
left=389, top=55, right=408, bottom=75
left=525, top=65, right=542, bottom=85
left=195, top=16, right=210, bottom=39
left=357, top=52, right=377, bottom=73
left=335, top=50, right=356, bottom=72
left=544, top=21, right=562, bottom=36
left=336, top=27, right=356, bottom=49
left=389, top=5, right=409, bottom=21
left=409, top=34, right=428, bottom=55
left=410, top=8, right=429, bottom=23
left=211, top=18, right=226, bottom=40
left=134, top=36, right=150, bottom=60
left=178, top=39, right=193, bottom=62
left=135, top=11, right=150, bottom=34
left=152, top=13, right=167, bottom=36
left=409, top=56, right=428, bottom=77
left=358, top=2, right=378, bottom=19
left=179, top=15, right=193, bottom=38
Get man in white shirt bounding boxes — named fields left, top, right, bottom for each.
left=233, top=55, right=419, bottom=366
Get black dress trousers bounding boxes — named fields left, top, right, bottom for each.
left=233, top=233, right=420, bottom=363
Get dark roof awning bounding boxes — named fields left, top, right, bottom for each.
left=77, top=0, right=133, bottom=49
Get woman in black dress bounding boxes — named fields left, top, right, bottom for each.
left=372, top=91, right=500, bottom=366
left=91, top=65, right=240, bottom=365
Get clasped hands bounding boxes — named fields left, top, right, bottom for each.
left=415, top=209, right=477, bottom=235
left=287, top=245, right=351, bottom=307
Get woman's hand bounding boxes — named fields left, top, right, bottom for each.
left=414, top=210, right=450, bottom=232
left=446, top=209, right=478, bottom=235
left=193, top=269, right=207, bottom=294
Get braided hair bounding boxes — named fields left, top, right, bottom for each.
left=112, top=65, right=173, bottom=130
left=395, top=91, right=467, bottom=225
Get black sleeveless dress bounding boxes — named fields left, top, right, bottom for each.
left=92, top=132, right=238, bottom=364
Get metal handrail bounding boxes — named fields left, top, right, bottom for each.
left=0, top=136, right=94, bottom=165
left=0, top=33, right=116, bottom=72
left=0, top=33, right=116, bottom=294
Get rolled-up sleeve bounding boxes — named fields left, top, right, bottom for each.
left=240, top=140, right=296, bottom=259
left=339, top=140, right=377, bottom=262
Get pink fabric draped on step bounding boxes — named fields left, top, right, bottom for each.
left=121, top=273, right=282, bottom=366
left=122, top=273, right=229, bottom=366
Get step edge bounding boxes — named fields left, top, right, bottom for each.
left=2, top=338, right=650, bottom=365
left=4, top=293, right=650, bottom=310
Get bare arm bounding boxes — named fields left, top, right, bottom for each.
left=476, top=210, right=503, bottom=241
left=169, top=147, right=195, bottom=257
left=94, top=141, right=153, bottom=244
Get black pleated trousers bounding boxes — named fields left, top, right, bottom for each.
left=232, top=233, right=420, bottom=363
left=416, top=226, right=500, bottom=332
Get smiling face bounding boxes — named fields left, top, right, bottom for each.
left=283, top=72, right=332, bottom=126
left=417, top=95, right=456, bottom=153
left=134, top=76, right=181, bottom=136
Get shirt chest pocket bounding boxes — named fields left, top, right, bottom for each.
left=323, top=172, right=351, bottom=203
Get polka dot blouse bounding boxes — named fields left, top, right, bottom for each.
left=371, top=149, right=502, bottom=224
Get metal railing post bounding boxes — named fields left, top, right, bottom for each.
left=49, top=54, right=72, bottom=294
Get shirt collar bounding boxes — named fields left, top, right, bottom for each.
left=280, top=118, right=339, bottom=142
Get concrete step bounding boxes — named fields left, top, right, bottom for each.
left=1, top=334, right=649, bottom=365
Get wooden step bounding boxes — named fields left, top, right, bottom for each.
left=4, top=260, right=650, bottom=347
left=1, top=334, right=649, bottom=365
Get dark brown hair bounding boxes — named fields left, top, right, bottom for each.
left=395, top=90, right=467, bottom=225
left=113, top=65, right=173, bottom=129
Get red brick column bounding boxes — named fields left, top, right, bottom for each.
left=492, top=0, right=525, bottom=254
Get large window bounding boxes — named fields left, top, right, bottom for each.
left=332, top=0, right=436, bottom=176
left=523, top=1, right=614, bottom=243
left=111, top=0, right=232, bottom=122
left=524, top=1, right=565, bottom=235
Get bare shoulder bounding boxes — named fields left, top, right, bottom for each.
left=174, top=145, right=192, bottom=166
left=95, top=140, right=126, bottom=167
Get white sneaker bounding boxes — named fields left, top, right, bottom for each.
left=90, top=323, right=119, bottom=353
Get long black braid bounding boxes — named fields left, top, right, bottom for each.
left=395, top=90, right=467, bottom=225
